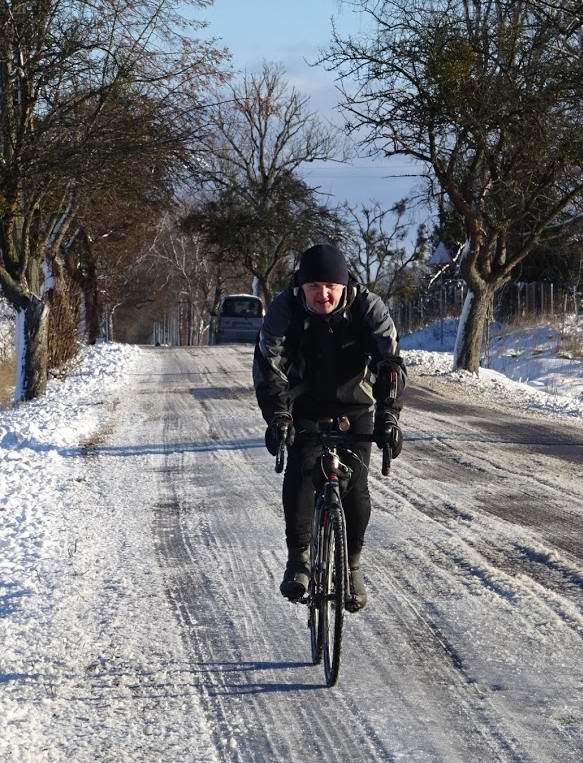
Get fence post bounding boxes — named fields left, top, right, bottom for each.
left=485, top=305, right=491, bottom=367
left=439, top=285, right=444, bottom=345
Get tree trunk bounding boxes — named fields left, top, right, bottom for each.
left=187, top=301, right=194, bottom=346
left=64, top=231, right=100, bottom=344
left=46, top=257, right=81, bottom=369
left=83, top=260, right=101, bottom=344
left=15, top=297, right=50, bottom=401
left=257, top=275, right=271, bottom=305
left=452, top=287, right=493, bottom=374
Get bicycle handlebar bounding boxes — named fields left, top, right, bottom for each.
left=381, top=443, right=391, bottom=476
left=275, top=438, right=286, bottom=473
left=273, top=430, right=392, bottom=475
left=298, top=431, right=376, bottom=445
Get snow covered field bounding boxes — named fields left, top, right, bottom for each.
left=1, top=337, right=582, bottom=760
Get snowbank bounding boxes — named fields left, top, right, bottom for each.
left=0, top=343, right=141, bottom=757
left=1, top=342, right=139, bottom=588
left=401, top=317, right=583, bottom=418
left=0, top=343, right=138, bottom=453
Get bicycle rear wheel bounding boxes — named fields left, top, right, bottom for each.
left=309, top=500, right=324, bottom=665
left=321, top=508, right=346, bottom=687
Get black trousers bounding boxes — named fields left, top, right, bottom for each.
left=282, top=414, right=373, bottom=558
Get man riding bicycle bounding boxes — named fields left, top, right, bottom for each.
left=253, top=244, right=406, bottom=610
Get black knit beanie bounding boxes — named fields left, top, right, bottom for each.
left=297, top=244, right=349, bottom=286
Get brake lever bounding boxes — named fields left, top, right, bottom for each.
left=275, top=438, right=286, bottom=473
left=381, top=443, right=392, bottom=476
left=274, top=424, right=288, bottom=473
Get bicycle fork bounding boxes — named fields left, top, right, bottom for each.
left=324, top=482, right=351, bottom=606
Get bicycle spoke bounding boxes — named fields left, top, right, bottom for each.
left=321, top=509, right=346, bottom=687
left=309, top=504, right=324, bottom=665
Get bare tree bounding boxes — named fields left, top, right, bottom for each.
left=186, top=176, right=346, bottom=302
left=343, top=199, right=428, bottom=299
left=325, top=0, right=583, bottom=372
left=141, top=212, right=219, bottom=344
left=199, top=63, right=343, bottom=302
left=0, top=0, right=225, bottom=399
left=64, top=120, right=181, bottom=346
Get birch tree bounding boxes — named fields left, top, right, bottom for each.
left=325, top=0, right=583, bottom=372
left=140, top=212, right=219, bottom=344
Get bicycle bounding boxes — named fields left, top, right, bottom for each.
left=275, top=416, right=391, bottom=687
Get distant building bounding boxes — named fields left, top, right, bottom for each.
left=429, top=241, right=452, bottom=267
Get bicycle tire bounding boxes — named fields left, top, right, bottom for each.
left=322, top=506, right=346, bottom=687
left=309, top=497, right=325, bottom=664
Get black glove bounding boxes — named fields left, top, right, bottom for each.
left=374, top=411, right=403, bottom=459
left=265, top=412, right=295, bottom=456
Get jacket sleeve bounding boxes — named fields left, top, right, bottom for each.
left=358, top=289, right=407, bottom=416
left=252, top=289, right=294, bottom=424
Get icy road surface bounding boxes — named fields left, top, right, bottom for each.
left=3, top=344, right=583, bottom=761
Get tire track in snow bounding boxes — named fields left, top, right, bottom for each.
left=152, top=346, right=560, bottom=761
left=361, top=559, right=534, bottom=763
left=365, top=454, right=583, bottom=757
left=155, top=409, right=396, bottom=760
left=372, top=453, right=583, bottom=633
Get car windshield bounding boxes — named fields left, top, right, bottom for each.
left=221, top=298, right=262, bottom=318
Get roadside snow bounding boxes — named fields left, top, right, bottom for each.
left=402, top=318, right=583, bottom=419
left=0, top=343, right=137, bottom=455
left=0, top=343, right=140, bottom=756
left=0, top=344, right=221, bottom=761
left=488, top=322, right=583, bottom=400
left=1, top=342, right=139, bottom=580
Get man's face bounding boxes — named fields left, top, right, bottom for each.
left=302, top=282, right=345, bottom=315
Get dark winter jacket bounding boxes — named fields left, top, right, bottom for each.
left=253, top=278, right=407, bottom=424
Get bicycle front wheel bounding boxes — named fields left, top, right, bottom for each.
left=321, top=508, right=346, bottom=687
left=309, top=500, right=324, bottom=665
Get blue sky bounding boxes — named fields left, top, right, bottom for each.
left=197, top=1, right=424, bottom=222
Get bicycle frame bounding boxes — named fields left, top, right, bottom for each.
left=302, top=448, right=351, bottom=606
left=319, top=455, right=351, bottom=604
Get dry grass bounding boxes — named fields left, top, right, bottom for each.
left=0, top=354, right=15, bottom=408
left=490, top=311, right=583, bottom=364
left=501, top=312, right=557, bottom=332
left=558, top=333, right=583, bottom=359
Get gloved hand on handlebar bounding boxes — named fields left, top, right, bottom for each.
left=373, top=411, right=403, bottom=459
left=265, top=412, right=295, bottom=456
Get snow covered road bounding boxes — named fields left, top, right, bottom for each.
left=3, top=344, right=583, bottom=761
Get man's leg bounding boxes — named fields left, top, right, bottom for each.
left=341, top=413, right=373, bottom=610
left=280, top=440, right=319, bottom=599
